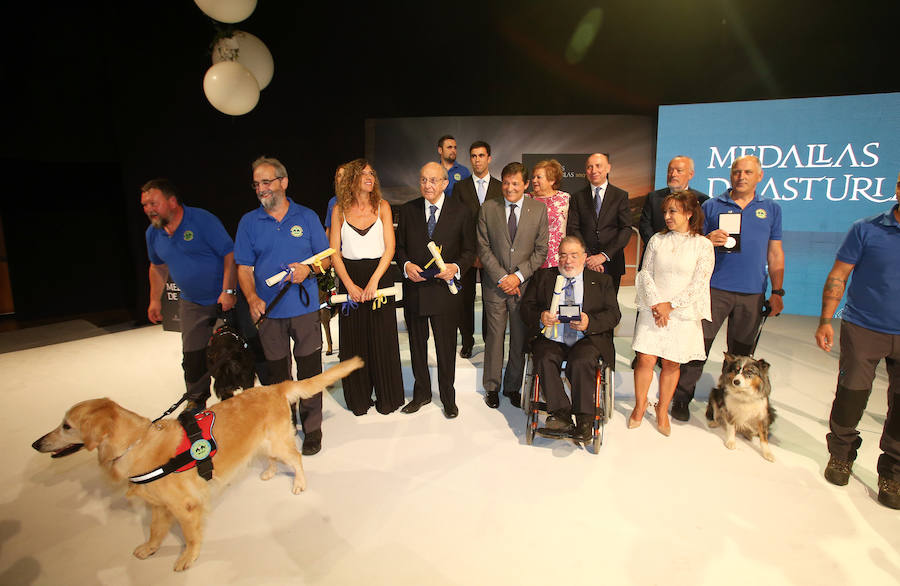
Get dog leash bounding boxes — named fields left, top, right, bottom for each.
left=750, top=301, right=773, bottom=357
left=254, top=268, right=310, bottom=327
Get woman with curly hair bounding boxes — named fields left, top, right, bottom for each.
left=329, top=159, right=404, bottom=415
left=528, top=159, right=570, bottom=268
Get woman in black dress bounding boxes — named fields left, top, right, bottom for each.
left=329, top=159, right=404, bottom=415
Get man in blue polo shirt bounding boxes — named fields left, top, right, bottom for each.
left=671, top=155, right=786, bottom=422
left=143, top=178, right=237, bottom=412
left=235, top=156, right=331, bottom=455
left=438, top=134, right=471, bottom=198
left=815, top=175, right=900, bottom=509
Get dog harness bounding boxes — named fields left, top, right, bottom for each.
left=129, top=410, right=218, bottom=484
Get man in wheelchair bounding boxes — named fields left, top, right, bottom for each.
left=520, top=236, right=621, bottom=441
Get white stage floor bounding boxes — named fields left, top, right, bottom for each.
left=1, top=288, right=897, bottom=585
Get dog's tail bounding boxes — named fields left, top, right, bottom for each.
left=281, top=356, right=365, bottom=403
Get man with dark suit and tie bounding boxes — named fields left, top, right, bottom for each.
left=452, top=140, right=503, bottom=358
left=566, top=152, right=632, bottom=292
left=396, top=162, right=475, bottom=418
left=477, top=162, right=549, bottom=409
left=638, top=156, right=709, bottom=264
left=521, top=236, right=621, bottom=441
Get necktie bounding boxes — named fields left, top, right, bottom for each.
left=477, top=179, right=486, bottom=201
left=508, top=202, right=518, bottom=243
left=563, top=278, right=577, bottom=346
left=427, top=204, right=437, bottom=238
left=594, top=186, right=603, bottom=216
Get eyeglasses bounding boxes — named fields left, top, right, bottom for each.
left=251, top=177, right=283, bottom=190
left=419, top=177, right=445, bottom=186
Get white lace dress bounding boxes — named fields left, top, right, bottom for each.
left=632, top=230, right=715, bottom=363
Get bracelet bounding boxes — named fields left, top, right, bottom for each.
left=223, top=289, right=237, bottom=295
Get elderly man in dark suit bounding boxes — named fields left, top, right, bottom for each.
left=477, top=162, right=549, bottom=409
left=521, top=236, right=621, bottom=441
left=396, top=162, right=475, bottom=418
left=638, top=156, right=708, bottom=265
left=452, top=140, right=503, bottom=358
left=566, top=152, right=632, bottom=292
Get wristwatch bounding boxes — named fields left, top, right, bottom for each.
left=771, top=288, right=785, bottom=296
left=223, top=288, right=237, bottom=295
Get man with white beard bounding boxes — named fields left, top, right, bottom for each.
left=520, top=236, right=621, bottom=441
left=234, top=156, right=331, bottom=455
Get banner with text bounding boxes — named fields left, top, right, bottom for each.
left=656, top=93, right=900, bottom=316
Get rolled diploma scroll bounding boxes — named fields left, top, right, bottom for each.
left=541, top=275, right=567, bottom=338
left=265, top=248, right=336, bottom=287
left=426, top=241, right=459, bottom=295
left=329, top=285, right=403, bottom=305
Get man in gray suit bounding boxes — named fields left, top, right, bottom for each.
left=477, top=162, right=549, bottom=408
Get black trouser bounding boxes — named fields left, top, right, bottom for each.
left=266, top=351, right=323, bottom=434
left=532, top=336, right=602, bottom=418
left=458, top=267, right=482, bottom=350
left=675, top=288, right=764, bottom=405
left=826, top=320, right=900, bottom=480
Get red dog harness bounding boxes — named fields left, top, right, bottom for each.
left=129, top=411, right=218, bottom=484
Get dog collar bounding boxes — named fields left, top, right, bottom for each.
left=129, top=410, right=218, bottom=484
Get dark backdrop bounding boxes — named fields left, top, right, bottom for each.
left=1, top=1, right=897, bottom=321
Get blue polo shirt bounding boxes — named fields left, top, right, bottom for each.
left=836, top=205, right=900, bottom=334
left=445, top=161, right=471, bottom=199
left=146, top=206, right=233, bottom=306
left=234, top=198, right=329, bottom=318
left=702, top=190, right=782, bottom=295
left=324, top=196, right=337, bottom=228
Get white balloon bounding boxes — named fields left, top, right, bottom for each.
left=212, top=31, right=274, bottom=90
left=194, top=0, right=257, bottom=24
left=203, top=61, right=260, bottom=116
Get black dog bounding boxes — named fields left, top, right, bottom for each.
left=206, top=324, right=256, bottom=401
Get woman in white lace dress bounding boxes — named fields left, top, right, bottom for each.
left=631, top=191, right=714, bottom=436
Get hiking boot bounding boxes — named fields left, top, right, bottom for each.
left=877, top=476, right=900, bottom=510
left=824, top=455, right=853, bottom=486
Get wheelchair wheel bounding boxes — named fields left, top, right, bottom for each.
left=602, top=366, right=614, bottom=423
left=592, top=422, right=603, bottom=453
left=525, top=372, right=540, bottom=445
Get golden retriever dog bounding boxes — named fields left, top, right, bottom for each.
left=32, top=356, right=364, bottom=571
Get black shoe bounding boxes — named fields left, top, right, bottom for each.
left=302, top=430, right=322, bottom=456
left=401, top=398, right=431, bottom=414
left=503, top=391, right=521, bottom=408
left=443, top=403, right=459, bottom=419
left=460, top=346, right=473, bottom=359
left=824, top=455, right=853, bottom=486
left=484, top=391, right=500, bottom=408
left=877, top=476, right=900, bottom=509
left=572, top=420, right=593, bottom=442
left=671, top=400, right=690, bottom=422
left=538, top=414, right=575, bottom=437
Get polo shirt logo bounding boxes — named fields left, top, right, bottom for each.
left=755, top=209, right=767, bottom=219
left=183, top=230, right=194, bottom=241
left=290, top=225, right=303, bottom=238
left=453, top=173, right=461, bottom=181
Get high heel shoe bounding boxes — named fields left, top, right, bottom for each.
left=655, top=405, right=671, bottom=437
left=628, top=406, right=645, bottom=429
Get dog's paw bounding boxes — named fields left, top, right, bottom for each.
left=292, top=479, right=306, bottom=495
left=762, top=448, right=775, bottom=462
left=260, top=468, right=276, bottom=481
left=174, top=551, right=198, bottom=572
left=133, top=543, right=159, bottom=560
left=724, top=439, right=736, bottom=450
left=707, top=420, right=719, bottom=428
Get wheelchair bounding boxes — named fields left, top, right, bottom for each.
left=520, top=351, right=614, bottom=453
